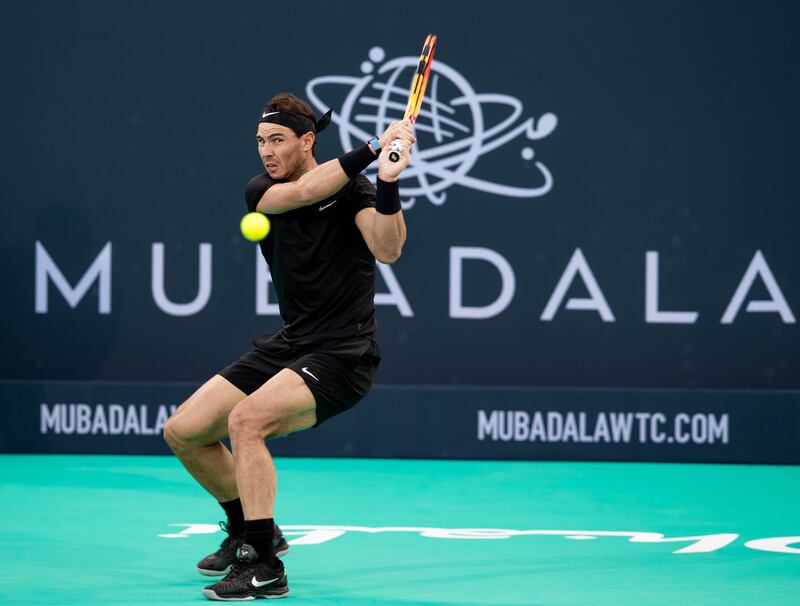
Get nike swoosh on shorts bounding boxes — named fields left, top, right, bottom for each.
left=301, top=367, right=320, bottom=381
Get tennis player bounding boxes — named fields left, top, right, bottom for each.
left=163, top=92, right=414, bottom=600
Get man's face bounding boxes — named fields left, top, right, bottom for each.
left=256, top=123, right=310, bottom=180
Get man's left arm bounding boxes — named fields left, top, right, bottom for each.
left=355, top=140, right=411, bottom=264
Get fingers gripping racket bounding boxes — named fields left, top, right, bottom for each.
left=389, top=34, right=437, bottom=162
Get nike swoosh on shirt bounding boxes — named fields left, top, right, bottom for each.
left=301, top=367, right=320, bottom=381
left=251, top=576, right=280, bottom=588
left=319, top=199, right=337, bottom=211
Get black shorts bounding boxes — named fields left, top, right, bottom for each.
left=218, top=332, right=381, bottom=426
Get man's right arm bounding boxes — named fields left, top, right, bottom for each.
left=255, top=120, right=415, bottom=214
left=255, top=157, right=359, bottom=214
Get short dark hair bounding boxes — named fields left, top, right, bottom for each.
left=264, top=92, right=319, bottom=156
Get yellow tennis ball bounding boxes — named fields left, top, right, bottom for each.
left=240, top=212, right=271, bottom=242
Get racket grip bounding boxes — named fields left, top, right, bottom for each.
left=388, top=140, right=403, bottom=163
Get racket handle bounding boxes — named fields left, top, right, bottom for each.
left=388, top=140, right=403, bottom=162
left=389, top=113, right=415, bottom=162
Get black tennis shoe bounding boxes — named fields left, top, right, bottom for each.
left=273, top=525, right=290, bottom=559
left=202, top=543, right=289, bottom=601
left=197, top=522, right=290, bottom=576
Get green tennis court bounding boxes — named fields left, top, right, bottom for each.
left=1, top=455, right=797, bottom=605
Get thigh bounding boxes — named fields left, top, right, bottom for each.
left=231, top=368, right=317, bottom=439
left=169, top=374, right=248, bottom=443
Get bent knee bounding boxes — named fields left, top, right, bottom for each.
left=163, top=415, right=212, bottom=450
left=228, top=405, right=259, bottom=441
left=162, top=416, right=186, bottom=448
left=228, top=402, right=281, bottom=442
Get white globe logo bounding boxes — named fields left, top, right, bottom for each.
left=306, top=46, right=558, bottom=209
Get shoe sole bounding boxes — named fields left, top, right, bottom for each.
left=197, top=545, right=290, bottom=577
left=202, top=588, right=289, bottom=600
left=198, top=565, right=232, bottom=576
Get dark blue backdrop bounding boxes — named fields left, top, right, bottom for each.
left=1, top=1, right=798, bottom=461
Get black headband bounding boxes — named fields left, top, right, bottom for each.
left=258, top=108, right=332, bottom=135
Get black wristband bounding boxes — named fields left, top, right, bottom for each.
left=376, top=177, right=402, bottom=215
left=338, top=144, right=377, bottom=179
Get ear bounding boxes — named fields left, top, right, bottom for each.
left=301, top=131, right=316, bottom=153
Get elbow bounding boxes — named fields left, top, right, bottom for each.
left=375, top=247, right=402, bottom=265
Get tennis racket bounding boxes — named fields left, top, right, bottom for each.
left=389, top=34, right=438, bottom=162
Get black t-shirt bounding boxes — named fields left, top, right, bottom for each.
left=245, top=172, right=377, bottom=344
